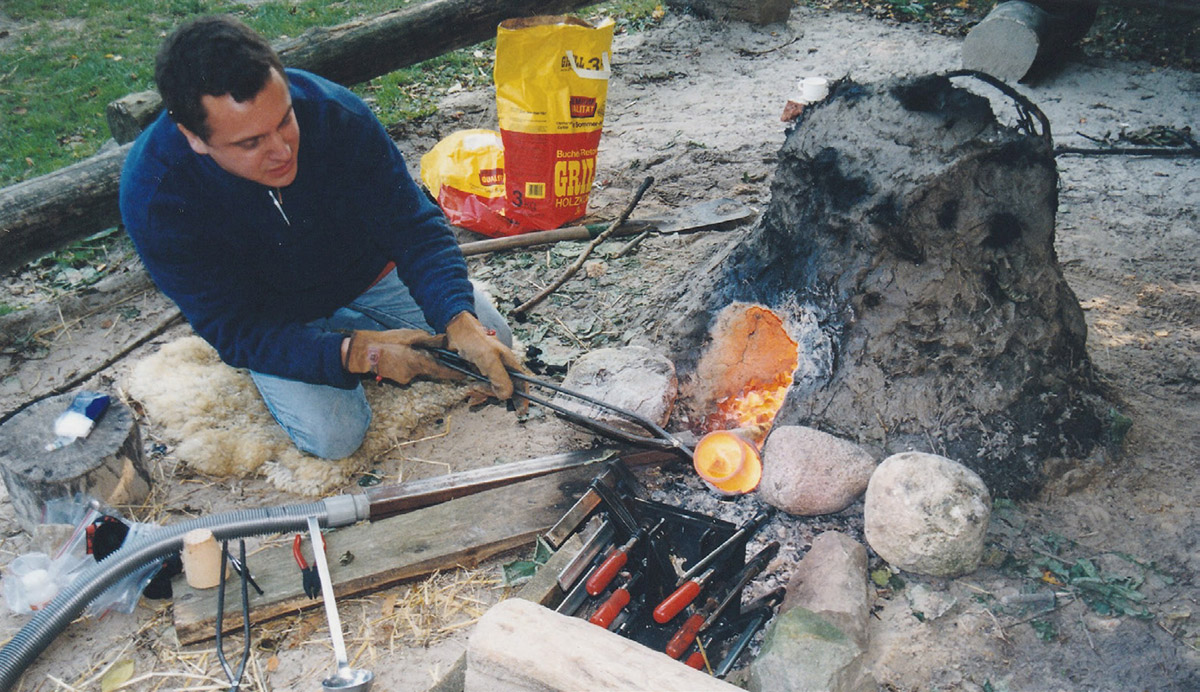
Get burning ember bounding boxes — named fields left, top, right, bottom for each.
left=692, top=304, right=800, bottom=446
left=703, top=372, right=794, bottom=445
left=684, top=304, right=799, bottom=496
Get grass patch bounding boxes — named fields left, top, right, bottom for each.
left=0, top=0, right=419, bottom=187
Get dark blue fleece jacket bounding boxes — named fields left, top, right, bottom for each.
left=120, top=69, right=474, bottom=389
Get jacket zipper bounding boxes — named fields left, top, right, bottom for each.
left=269, top=188, right=290, bottom=226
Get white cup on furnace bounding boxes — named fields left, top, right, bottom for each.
left=798, top=77, right=830, bottom=104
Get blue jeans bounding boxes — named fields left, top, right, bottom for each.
left=250, top=272, right=512, bottom=459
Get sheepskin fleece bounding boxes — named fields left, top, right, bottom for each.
left=125, top=335, right=464, bottom=496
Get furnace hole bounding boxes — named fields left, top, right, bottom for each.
left=689, top=304, right=800, bottom=446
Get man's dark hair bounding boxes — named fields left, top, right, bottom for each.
left=155, top=15, right=285, bottom=142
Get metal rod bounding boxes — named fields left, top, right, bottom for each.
left=677, top=510, right=772, bottom=586
left=431, top=348, right=693, bottom=458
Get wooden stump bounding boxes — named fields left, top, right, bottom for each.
left=0, top=392, right=150, bottom=532
left=105, top=90, right=164, bottom=145
left=661, top=75, right=1110, bottom=498
left=962, top=0, right=1099, bottom=82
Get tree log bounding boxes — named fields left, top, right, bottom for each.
left=962, top=0, right=1099, bottom=82
left=1, top=0, right=595, bottom=275
left=0, top=392, right=150, bottom=532
left=0, top=144, right=131, bottom=276
left=105, top=91, right=165, bottom=145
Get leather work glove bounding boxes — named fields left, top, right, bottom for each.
left=343, top=329, right=462, bottom=385
left=444, top=312, right=526, bottom=407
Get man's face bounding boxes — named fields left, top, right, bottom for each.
left=178, top=68, right=300, bottom=188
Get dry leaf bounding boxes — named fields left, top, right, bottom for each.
left=100, top=658, right=135, bottom=692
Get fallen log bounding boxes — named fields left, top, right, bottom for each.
left=1, top=0, right=595, bottom=275
left=0, top=143, right=131, bottom=276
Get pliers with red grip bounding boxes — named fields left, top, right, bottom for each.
left=292, top=532, right=326, bottom=599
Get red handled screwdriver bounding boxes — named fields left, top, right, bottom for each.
left=653, top=566, right=716, bottom=623
left=585, top=519, right=661, bottom=596
left=684, top=649, right=707, bottom=670
left=588, top=570, right=643, bottom=628
left=586, top=533, right=638, bottom=596
left=666, top=610, right=708, bottom=658
left=665, top=541, right=780, bottom=658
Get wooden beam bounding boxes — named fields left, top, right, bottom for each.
left=172, top=463, right=600, bottom=645
left=275, top=0, right=596, bottom=88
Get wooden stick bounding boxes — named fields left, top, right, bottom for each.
left=512, top=176, right=653, bottom=316
left=458, top=220, right=654, bottom=257
left=363, top=445, right=675, bottom=521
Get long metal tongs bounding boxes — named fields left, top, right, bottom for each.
left=430, top=348, right=694, bottom=459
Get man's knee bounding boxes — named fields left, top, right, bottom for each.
left=295, top=412, right=370, bottom=460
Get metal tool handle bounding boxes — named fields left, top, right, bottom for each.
left=308, top=516, right=349, bottom=669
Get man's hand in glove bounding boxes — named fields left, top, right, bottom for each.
left=444, top=312, right=525, bottom=405
left=342, top=329, right=463, bottom=385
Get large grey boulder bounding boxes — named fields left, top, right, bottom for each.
left=759, top=426, right=876, bottom=516
left=863, top=452, right=992, bottom=577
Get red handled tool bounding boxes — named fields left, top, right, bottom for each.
left=665, top=609, right=709, bottom=659
left=653, top=566, right=716, bottom=623
left=665, top=541, right=780, bottom=658
left=585, top=519, right=661, bottom=596
left=684, top=650, right=707, bottom=670
left=586, top=534, right=638, bottom=596
left=292, top=532, right=327, bottom=599
left=588, top=569, right=643, bottom=629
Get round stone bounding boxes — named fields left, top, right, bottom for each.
left=863, top=452, right=991, bottom=577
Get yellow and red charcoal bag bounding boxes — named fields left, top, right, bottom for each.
left=494, top=15, right=614, bottom=231
left=419, top=129, right=519, bottom=237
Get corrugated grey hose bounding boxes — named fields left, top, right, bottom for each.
left=0, top=495, right=370, bottom=690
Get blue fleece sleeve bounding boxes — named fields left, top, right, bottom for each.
left=338, top=104, right=476, bottom=331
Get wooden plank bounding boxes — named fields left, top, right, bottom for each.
left=172, top=464, right=598, bottom=645
left=426, top=532, right=585, bottom=692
